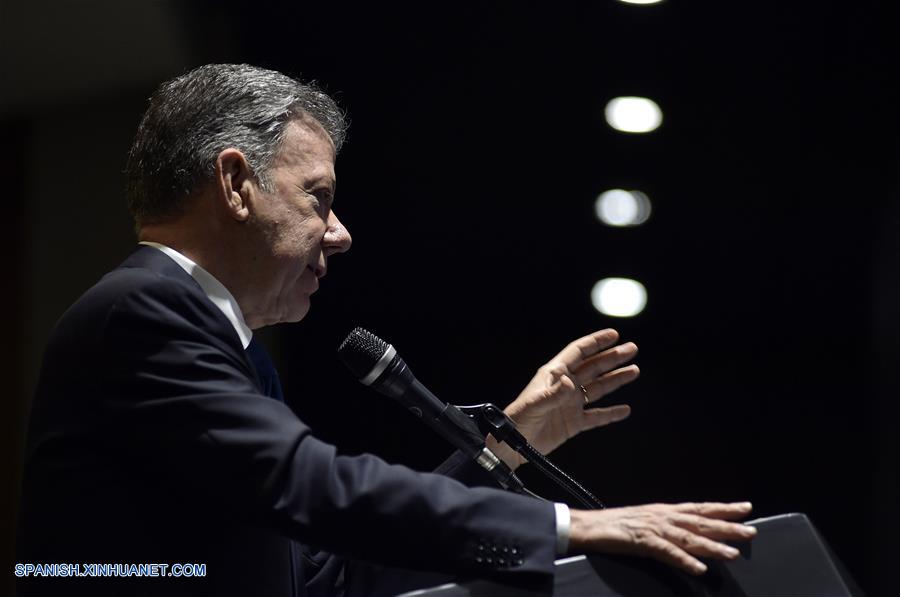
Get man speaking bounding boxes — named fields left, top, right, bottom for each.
left=16, top=64, right=756, bottom=596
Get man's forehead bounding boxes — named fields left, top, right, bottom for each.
left=275, top=118, right=337, bottom=185
left=288, top=115, right=336, bottom=154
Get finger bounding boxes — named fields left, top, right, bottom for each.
left=671, top=513, right=758, bottom=542
left=638, top=534, right=709, bottom=576
left=572, top=342, right=639, bottom=385
left=659, top=524, right=741, bottom=561
left=581, top=404, right=631, bottom=430
left=551, top=329, right=620, bottom=372
left=673, top=502, right=754, bottom=521
left=584, top=365, right=640, bottom=402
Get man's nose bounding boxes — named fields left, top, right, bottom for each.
left=323, top=211, right=352, bottom=256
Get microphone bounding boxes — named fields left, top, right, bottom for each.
left=338, top=327, right=524, bottom=493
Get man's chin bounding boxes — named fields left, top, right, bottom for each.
left=281, top=300, right=311, bottom=325
left=249, top=299, right=311, bottom=329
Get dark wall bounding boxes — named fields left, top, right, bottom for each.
left=5, top=1, right=899, bottom=594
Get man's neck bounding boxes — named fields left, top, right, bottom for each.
left=138, top=241, right=254, bottom=348
left=139, top=223, right=253, bottom=321
left=138, top=210, right=275, bottom=330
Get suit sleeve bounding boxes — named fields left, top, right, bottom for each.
left=98, top=275, right=558, bottom=583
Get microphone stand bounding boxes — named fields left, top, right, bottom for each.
left=456, top=403, right=605, bottom=509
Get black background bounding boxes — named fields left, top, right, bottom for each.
left=4, top=1, right=900, bottom=594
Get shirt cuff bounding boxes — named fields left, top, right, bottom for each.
left=554, top=502, right=571, bottom=555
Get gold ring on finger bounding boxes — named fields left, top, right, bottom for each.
left=579, top=384, right=589, bottom=405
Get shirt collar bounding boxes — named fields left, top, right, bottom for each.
left=139, top=241, right=253, bottom=349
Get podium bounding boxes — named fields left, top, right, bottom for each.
left=398, top=513, right=862, bottom=597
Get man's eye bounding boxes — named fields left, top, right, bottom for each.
left=303, top=190, right=324, bottom=208
left=315, top=192, right=333, bottom=211
left=301, top=186, right=333, bottom=213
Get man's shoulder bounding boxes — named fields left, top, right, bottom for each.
left=72, top=250, right=203, bottom=317
left=34, top=249, right=237, bottom=398
left=52, top=247, right=223, bottom=345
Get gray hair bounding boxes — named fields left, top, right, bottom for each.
left=125, top=63, right=348, bottom=226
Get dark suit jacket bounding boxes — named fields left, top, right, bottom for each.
left=16, top=246, right=557, bottom=596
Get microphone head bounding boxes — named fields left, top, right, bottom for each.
left=338, top=327, right=391, bottom=381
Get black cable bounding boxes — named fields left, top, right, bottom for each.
left=522, top=487, right=548, bottom=501
left=516, top=442, right=604, bottom=509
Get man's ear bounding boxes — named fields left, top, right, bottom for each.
left=214, top=148, right=255, bottom=222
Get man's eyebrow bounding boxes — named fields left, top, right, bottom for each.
left=304, top=176, right=336, bottom=194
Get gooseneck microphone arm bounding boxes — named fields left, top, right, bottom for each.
left=338, top=328, right=525, bottom=493
left=456, top=403, right=605, bottom=509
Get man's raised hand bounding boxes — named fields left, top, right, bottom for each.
left=489, top=329, right=638, bottom=469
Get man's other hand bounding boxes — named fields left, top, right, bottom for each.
left=569, top=502, right=757, bottom=575
left=488, top=329, right=637, bottom=469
